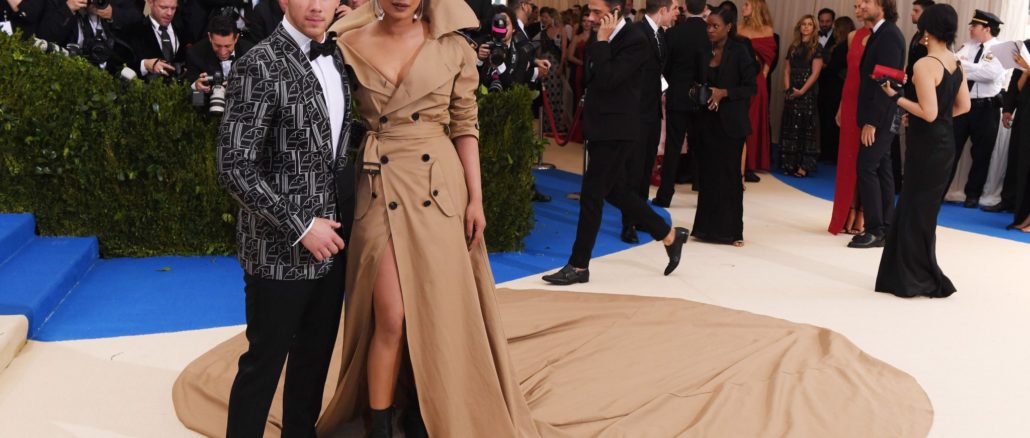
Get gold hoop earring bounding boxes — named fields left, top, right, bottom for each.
left=373, top=0, right=385, bottom=21
left=412, top=0, right=424, bottom=21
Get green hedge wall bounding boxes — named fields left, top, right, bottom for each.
left=0, top=32, right=539, bottom=256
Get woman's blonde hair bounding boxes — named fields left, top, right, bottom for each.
left=788, top=15, right=820, bottom=62
left=743, top=0, right=773, bottom=31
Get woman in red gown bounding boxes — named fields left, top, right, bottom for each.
left=828, top=1, right=872, bottom=235
left=739, top=0, right=776, bottom=176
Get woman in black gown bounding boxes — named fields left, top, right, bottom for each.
left=1006, top=43, right=1030, bottom=232
left=691, top=8, right=757, bottom=247
left=875, top=4, right=970, bottom=298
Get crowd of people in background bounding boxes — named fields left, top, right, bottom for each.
left=4, top=0, right=1029, bottom=295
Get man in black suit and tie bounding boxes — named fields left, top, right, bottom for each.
left=849, top=0, right=904, bottom=248
left=543, top=0, right=687, bottom=285
left=620, top=0, right=676, bottom=243
left=186, top=14, right=251, bottom=96
left=217, top=0, right=353, bottom=432
left=119, top=0, right=188, bottom=79
left=653, top=0, right=707, bottom=207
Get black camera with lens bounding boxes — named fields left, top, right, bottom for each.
left=192, top=71, right=228, bottom=115
left=67, top=35, right=112, bottom=66
left=87, top=0, right=110, bottom=9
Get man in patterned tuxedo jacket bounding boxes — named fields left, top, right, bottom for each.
left=215, top=0, right=354, bottom=433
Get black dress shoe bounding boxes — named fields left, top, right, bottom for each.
left=847, top=232, right=885, bottom=248
left=369, top=406, right=395, bottom=438
left=532, top=190, right=552, bottom=202
left=621, top=225, right=639, bottom=244
left=542, top=264, right=590, bottom=285
left=663, top=227, right=689, bottom=276
left=963, top=197, right=979, bottom=208
left=982, top=202, right=1013, bottom=213
left=651, top=198, right=671, bottom=208
left=744, top=170, right=761, bottom=183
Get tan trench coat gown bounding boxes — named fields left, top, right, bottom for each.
left=170, top=1, right=935, bottom=436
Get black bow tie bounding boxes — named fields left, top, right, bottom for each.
left=308, top=32, right=337, bottom=60
left=819, top=30, right=830, bottom=37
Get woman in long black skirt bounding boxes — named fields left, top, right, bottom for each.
left=875, top=4, right=970, bottom=298
left=692, top=9, right=757, bottom=247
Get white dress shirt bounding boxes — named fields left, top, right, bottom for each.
left=283, top=18, right=346, bottom=245
left=140, top=16, right=179, bottom=76
left=872, top=18, right=886, bottom=34
left=957, top=37, right=1007, bottom=98
left=818, top=32, right=830, bottom=47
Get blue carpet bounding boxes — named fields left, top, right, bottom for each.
left=30, top=169, right=670, bottom=341
left=772, top=164, right=1030, bottom=244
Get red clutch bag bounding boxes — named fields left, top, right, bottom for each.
left=872, top=65, right=905, bottom=82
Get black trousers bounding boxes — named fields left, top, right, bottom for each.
left=226, top=259, right=346, bottom=438
left=655, top=110, right=697, bottom=204
left=1000, top=118, right=1021, bottom=207
left=624, top=111, right=662, bottom=227
left=570, top=140, right=672, bottom=268
left=951, top=100, right=1001, bottom=200
left=856, top=126, right=897, bottom=234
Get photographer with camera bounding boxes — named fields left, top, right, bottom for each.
left=186, top=13, right=249, bottom=114
left=475, top=6, right=540, bottom=93
left=120, top=0, right=186, bottom=80
left=35, top=0, right=139, bottom=73
left=506, top=0, right=549, bottom=82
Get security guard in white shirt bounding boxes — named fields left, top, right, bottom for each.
left=952, top=9, right=1009, bottom=208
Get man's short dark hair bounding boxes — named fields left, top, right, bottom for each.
left=877, top=0, right=899, bottom=23
left=912, top=0, right=934, bottom=7
left=644, top=0, right=671, bottom=14
left=600, top=0, right=627, bottom=12
left=818, top=8, right=835, bottom=20
left=507, top=0, right=527, bottom=11
left=207, top=15, right=238, bottom=36
left=684, top=0, right=704, bottom=14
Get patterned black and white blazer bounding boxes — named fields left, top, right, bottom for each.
left=217, top=23, right=353, bottom=281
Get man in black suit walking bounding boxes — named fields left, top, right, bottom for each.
left=543, top=0, right=687, bottom=285
left=620, top=0, right=675, bottom=243
left=216, top=0, right=353, bottom=432
left=653, top=0, right=707, bottom=207
left=849, top=0, right=905, bottom=248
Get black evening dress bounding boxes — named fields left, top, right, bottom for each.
left=779, top=44, right=823, bottom=174
left=692, top=64, right=746, bottom=244
left=875, top=57, right=961, bottom=298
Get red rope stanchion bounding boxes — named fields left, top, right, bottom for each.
left=540, top=83, right=585, bottom=146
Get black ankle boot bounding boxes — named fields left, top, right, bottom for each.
left=402, top=400, right=429, bottom=438
left=369, top=406, right=394, bottom=438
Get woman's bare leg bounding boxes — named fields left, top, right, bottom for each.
left=368, top=240, right=406, bottom=410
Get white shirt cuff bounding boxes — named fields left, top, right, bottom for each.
left=140, top=60, right=149, bottom=76
left=293, top=218, right=316, bottom=246
left=531, top=68, right=539, bottom=82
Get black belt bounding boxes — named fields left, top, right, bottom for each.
left=970, top=95, right=1001, bottom=108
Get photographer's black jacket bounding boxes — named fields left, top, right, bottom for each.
left=2, top=0, right=46, bottom=38
left=244, top=0, right=281, bottom=45
left=36, top=0, right=141, bottom=44
left=185, top=36, right=252, bottom=84
left=121, top=17, right=188, bottom=78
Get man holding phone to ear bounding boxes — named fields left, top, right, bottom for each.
left=543, top=0, right=688, bottom=285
